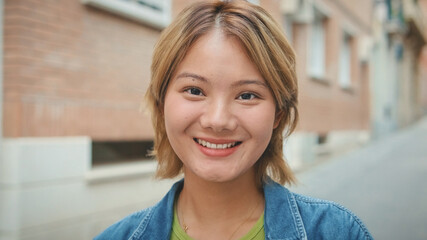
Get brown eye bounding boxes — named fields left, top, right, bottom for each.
left=185, top=87, right=204, bottom=96
left=238, top=93, right=256, bottom=100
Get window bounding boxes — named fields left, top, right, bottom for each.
left=283, top=15, right=294, bottom=44
left=339, top=32, right=353, bottom=89
left=317, top=133, right=328, bottom=145
left=92, top=140, right=154, bottom=166
left=308, top=9, right=327, bottom=79
left=82, top=0, right=171, bottom=29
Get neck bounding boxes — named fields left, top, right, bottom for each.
left=177, top=169, right=264, bottom=240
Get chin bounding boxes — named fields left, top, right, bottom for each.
left=200, top=174, right=231, bottom=183
left=191, top=168, right=230, bottom=182
left=199, top=171, right=243, bottom=183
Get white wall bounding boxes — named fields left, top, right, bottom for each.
left=284, top=132, right=317, bottom=170
left=285, top=130, right=370, bottom=171
left=0, top=137, right=175, bottom=240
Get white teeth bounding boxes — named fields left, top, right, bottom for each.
left=196, top=139, right=237, bottom=149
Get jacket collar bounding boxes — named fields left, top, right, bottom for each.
left=134, top=180, right=181, bottom=240
left=137, top=178, right=306, bottom=240
left=263, top=178, right=307, bottom=240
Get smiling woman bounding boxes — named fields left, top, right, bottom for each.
left=94, top=1, right=373, bottom=240
left=148, top=1, right=299, bottom=189
left=164, top=29, right=278, bottom=185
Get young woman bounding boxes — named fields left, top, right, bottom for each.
left=95, top=1, right=373, bottom=239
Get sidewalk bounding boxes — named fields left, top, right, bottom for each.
left=290, top=116, right=427, bottom=240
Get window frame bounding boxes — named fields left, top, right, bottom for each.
left=283, top=15, right=294, bottom=45
left=81, top=0, right=171, bottom=29
left=339, top=32, right=354, bottom=90
left=307, top=8, right=328, bottom=80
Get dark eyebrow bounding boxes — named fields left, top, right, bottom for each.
left=176, top=72, right=268, bottom=89
left=231, top=79, right=269, bottom=89
left=175, top=72, right=208, bottom=82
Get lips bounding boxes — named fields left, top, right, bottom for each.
left=193, top=138, right=242, bottom=158
left=193, top=138, right=242, bottom=150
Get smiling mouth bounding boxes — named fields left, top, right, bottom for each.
left=194, top=138, right=242, bottom=150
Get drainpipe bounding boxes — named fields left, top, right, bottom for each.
left=0, top=0, right=3, bottom=153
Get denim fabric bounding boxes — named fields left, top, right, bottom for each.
left=94, top=179, right=373, bottom=240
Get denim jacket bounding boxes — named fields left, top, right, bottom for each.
left=94, top=179, right=373, bottom=240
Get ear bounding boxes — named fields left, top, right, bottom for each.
left=273, top=110, right=284, bottom=129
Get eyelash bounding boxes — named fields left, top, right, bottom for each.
left=183, top=87, right=260, bottom=101
left=237, top=92, right=259, bottom=100
left=184, top=87, right=204, bottom=96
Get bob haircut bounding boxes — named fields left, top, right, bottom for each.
left=146, top=0, right=298, bottom=186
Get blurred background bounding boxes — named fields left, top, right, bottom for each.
left=1, top=0, right=427, bottom=239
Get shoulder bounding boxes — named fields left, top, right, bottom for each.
left=93, top=180, right=182, bottom=240
left=94, top=206, right=155, bottom=240
left=292, top=193, right=373, bottom=240
left=263, top=180, right=373, bottom=239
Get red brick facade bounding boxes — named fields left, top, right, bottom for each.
left=294, top=0, right=372, bottom=132
left=4, top=0, right=158, bottom=140
left=3, top=0, right=371, bottom=140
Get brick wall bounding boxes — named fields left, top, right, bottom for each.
left=3, top=0, right=372, bottom=141
left=4, top=0, right=158, bottom=140
left=295, top=0, right=372, bottom=132
left=173, top=0, right=372, bottom=133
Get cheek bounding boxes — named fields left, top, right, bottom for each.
left=164, top=94, right=182, bottom=135
left=245, top=105, right=276, bottom=128
left=242, top=105, right=276, bottom=142
left=164, top=94, right=200, bottom=134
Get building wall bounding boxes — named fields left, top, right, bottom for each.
left=3, top=0, right=372, bottom=140
left=0, top=1, right=301, bottom=239
left=0, top=0, right=376, bottom=239
left=1, top=1, right=173, bottom=239
left=0, top=0, right=4, bottom=153
left=3, top=0, right=157, bottom=140
left=417, top=0, right=427, bottom=115
left=369, top=0, right=426, bottom=137
left=0, top=136, right=176, bottom=240
left=335, top=0, right=372, bottom=30
left=295, top=0, right=372, bottom=132
left=419, top=47, right=427, bottom=113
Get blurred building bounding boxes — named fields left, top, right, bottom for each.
left=0, top=0, right=425, bottom=239
left=1, top=0, right=176, bottom=239
left=420, top=47, right=427, bottom=113
left=420, top=0, right=427, bottom=114
left=419, top=1, right=427, bottom=114
left=0, top=0, right=278, bottom=239
left=282, top=0, right=373, bottom=168
left=370, top=0, right=426, bottom=137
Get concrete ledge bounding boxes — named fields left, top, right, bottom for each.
left=0, top=137, right=91, bottom=185
left=0, top=136, right=176, bottom=240
left=284, top=131, right=370, bottom=171
left=86, top=160, right=157, bottom=183
left=316, top=130, right=370, bottom=155
left=284, top=132, right=318, bottom=170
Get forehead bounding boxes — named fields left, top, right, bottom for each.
left=174, top=29, right=263, bottom=81
left=186, top=29, right=248, bottom=60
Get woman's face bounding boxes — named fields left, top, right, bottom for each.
left=164, top=30, right=278, bottom=183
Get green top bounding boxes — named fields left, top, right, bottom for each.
left=170, top=204, right=265, bottom=240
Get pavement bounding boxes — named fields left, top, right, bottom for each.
left=289, top=116, right=427, bottom=240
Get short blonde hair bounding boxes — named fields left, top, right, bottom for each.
left=146, top=0, right=298, bottom=186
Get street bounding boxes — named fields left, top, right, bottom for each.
left=290, top=117, right=427, bottom=240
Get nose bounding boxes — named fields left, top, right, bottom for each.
left=200, top=100, right=237, bottom=132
